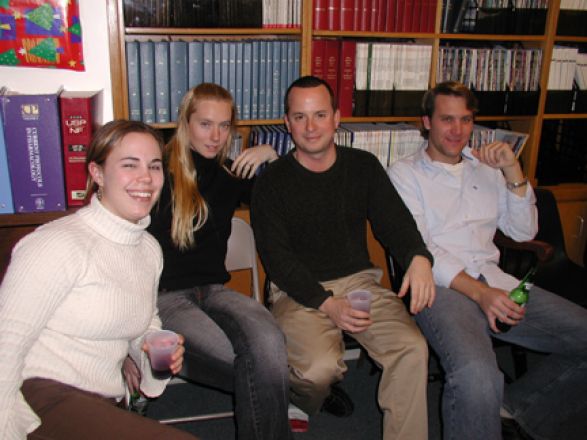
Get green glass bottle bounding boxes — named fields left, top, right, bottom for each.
left=496, top=267, right=535, bottom=333
left=129, top=390, right=149, bottom=416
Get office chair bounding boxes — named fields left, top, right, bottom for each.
left=159, top=216, right=261, bottom=425
left=530, top=188, right=587, bottom=308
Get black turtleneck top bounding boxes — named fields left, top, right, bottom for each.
left=148, top=150, right=253, bottom=291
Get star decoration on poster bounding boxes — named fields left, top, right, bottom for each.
left=0, top=0, right=85, bottom=71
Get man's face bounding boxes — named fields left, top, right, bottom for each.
left=284, top=85, right=340, bottom=163
left=423, top=94, right=474, bottom=164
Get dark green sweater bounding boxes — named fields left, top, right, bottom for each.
left=251, top=146, right=432, bottom=309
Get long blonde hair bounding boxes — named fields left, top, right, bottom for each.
left=166, top=83, right=236, bottom=250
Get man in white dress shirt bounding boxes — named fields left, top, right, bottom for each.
left=389, top=81, right=587, bottom=440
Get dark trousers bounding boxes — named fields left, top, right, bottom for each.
left=22, top=378, right=197, bottom=440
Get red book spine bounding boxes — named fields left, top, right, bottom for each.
left=353, top=0, right=362, bottom=31
left=396, top=0, right=405, bottom=32
left=340, top=0, right=354, bottom=31
left=386, top=0, right=397, bottom=32
left=311, top=39, right=326, bottom=80
left=376, top=0, right=386, bottom=32
left=411, top=0, right=422, bottom=33
left=324, top=40, right=340, bottom=100
left=313, top=0, right=328, bottom=30
left=360, top=0, right=371, bottom=32
left=327, top=0, right=341, bottom=31
left=338, top=40, right=356, bottom=117
left=401, top=0, right=414, bottom=32
left=369, top=0, right=378, bottom=32
left=426, top=0, right=437, bottom=33
left=59, top=92, right=98, bottom=207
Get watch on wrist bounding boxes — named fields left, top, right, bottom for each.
left=506, top=178, right=528, bottom=190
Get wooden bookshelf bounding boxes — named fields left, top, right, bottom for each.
left=8, top=1, right=587, bottom=287
left=102, top=0, right=585, bottom=266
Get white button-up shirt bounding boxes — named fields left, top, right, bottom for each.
left=389, top=146, right=537, bottom=291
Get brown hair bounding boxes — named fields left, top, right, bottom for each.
left=85, top=119, right=163, bottom=198
left=166, top=83, right=236, bottom=250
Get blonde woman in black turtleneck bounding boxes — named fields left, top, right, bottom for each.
left=148, top=83, right=292, bottom=440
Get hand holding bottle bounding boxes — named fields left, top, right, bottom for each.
left=495, top=267, right=536, bottom=333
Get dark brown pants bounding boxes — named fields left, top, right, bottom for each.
left=22, top=378, right=198, bottom=440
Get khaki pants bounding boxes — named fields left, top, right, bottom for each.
left=270, top=268, right=428, bottom=440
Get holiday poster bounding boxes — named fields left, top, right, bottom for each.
left=0, top=0, right=84, bottom=71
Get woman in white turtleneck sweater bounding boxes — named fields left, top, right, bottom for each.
left=0, top=120, right=196, bottom=440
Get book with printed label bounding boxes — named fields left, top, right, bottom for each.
left=1, top=92, right=66, bottom=212
left=59, top=90, right=102, bottom=207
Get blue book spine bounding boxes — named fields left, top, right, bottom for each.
left=0, top=109, right=14, bottom=213
left=272, top=41, right=282, bottom=119
left=221, top=41, right=230, bottom=90
left=154, top=41, right=170, bottom=123
left=228, top=42, right=237, bottom=100
left=251, top=41, right=260, bottom=120
left=169, top=41, right=188, bottom=122
left=202, top=41, right=214, bottom=83
left=280, top=41, right=289, bottom=118
left=242, top=42, right=252, bottom=121
left=258, top=41, right=268, bottom=120
left=125, top=41, right=142, bottom=121
left=188, top=40, right=204, bottom=88
left=213, top=41, right=222, bottom=86
left=293, top=41, right=301, bottom=83
left=287, top=41, right=296, bottom=95
left=139, top=41, right=156, bottom=123
left=264, top=41, right=273, bottom=120
left=235, top=42, right=244, bottom=119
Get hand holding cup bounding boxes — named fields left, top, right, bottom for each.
left=346, top=289, right=373, bottom=313
left=144, top=330, right=184, bottom=376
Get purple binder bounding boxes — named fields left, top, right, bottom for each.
left=1, top=93, right=66, bottom=212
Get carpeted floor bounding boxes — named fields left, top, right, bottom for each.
left=146, top=353, right=445, bottom=440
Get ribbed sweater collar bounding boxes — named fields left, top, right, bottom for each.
left=76, top=195, right=150, bottom=245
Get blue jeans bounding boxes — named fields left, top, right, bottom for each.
left=157, top=285, right=292, bottom=440
left=415, top=285, right=587, bottom=440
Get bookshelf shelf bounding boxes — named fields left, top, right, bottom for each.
left=0, top=209, right=79, bottom=228
left=313, top=30, right=436, bottom=38
left=125, top=27, right=302, bottom=36
left=439, top=33, right=546, bottom=42
left=542, top=113, right=587, bottom=119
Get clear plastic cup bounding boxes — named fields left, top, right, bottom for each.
left=145, top=330, right=178, bottom=372
left=346, top=289, right=373, bottom=312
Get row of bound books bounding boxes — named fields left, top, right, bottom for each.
left=123, top=0, right=300, bottom=29
left=437, top=46, right=542, bottom=93
left=247, top=122, right=528, bottom=169
left=313, top=0, right=437, bottom=33
left=442, top=0, right=548, bottom=35
left=548, top=47, right=587, bottom=91
left=0, top=90, right=101, bottom=214
left=311, top=40, right=431, bottom=117
left=126, top=39, right=300, bottom=124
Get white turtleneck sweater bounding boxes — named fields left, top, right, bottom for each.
left=0, top=196, right=165, bottom=439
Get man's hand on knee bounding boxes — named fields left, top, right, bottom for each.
left=319, top=296, right=372, bottom=333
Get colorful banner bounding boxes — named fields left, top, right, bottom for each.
left=0, top=0, right=84, bottom=71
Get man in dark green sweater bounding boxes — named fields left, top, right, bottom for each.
left=251, top=76, right=435, bottom=440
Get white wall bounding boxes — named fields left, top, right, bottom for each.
left=0, top=0, right=113, bottom=121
